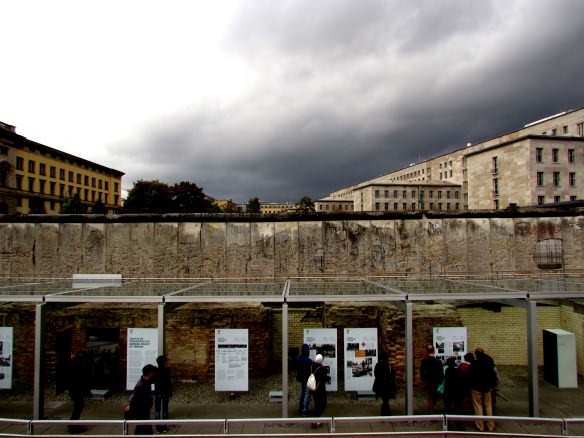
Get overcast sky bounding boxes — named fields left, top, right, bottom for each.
left=2, top=0, right=584, bottom=203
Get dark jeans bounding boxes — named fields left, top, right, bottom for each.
left=155, top=395, right=170, bottom=430
left=380, top=396, right=391, bottom=416
left=70, top=395, right=84, bottom=421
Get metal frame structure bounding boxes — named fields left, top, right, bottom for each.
left=1, top=275, right=584, bottom=420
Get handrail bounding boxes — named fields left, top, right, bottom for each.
left=0, top=415, right=581, bottom=437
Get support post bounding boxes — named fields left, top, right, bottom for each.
left=282, top=302, right=289, bottom=418
left=527, top=300, right=539, bottom=417
left=405, top=301, right=414, bottom=415
left=33, top=303, right=46, bottom=420
left=158, top=303, right=165, bottom=356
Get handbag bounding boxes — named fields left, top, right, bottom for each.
left=306, top=373, right=317, bottom=391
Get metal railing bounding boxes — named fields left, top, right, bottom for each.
left=1, top=415, right=583, bottom=437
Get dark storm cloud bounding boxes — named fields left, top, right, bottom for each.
left=112, top=0, right=584, bottom=203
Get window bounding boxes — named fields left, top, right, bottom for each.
left=60, top=184, right=65, bottom=197
left=429, top=202, right=434, bottom=210
left=15, top=175, right=23, bottom=190
left=553, top=172, right=560, bottom=186
left=98, top=180, right=103, bottom=190
left=384, top=202, right=389, bottom=210
left=538, top=195, right=545, bottom=205
left=84, top=189, right=89, bottom=200
left=439, top=172, right=442, bottom=180
left=77, top=173, right=82, bottom=184
left=114, top=182, right=119, bottom=192
left=455, top=203, right=459, bottom=209
left=420, top=202, right=425, bottom=210
left=420, top=190, right=424, bottom=199
left=384, top=190, right=388, bottom=198
left=578, top=122, right=584, bottom=137
left=454, top=191, right=459, bottom=199
left=84, top=175, right=89, bottom=185
left=449, top=170, right=452, bottom=177
left=552, top=128, right=557, bottom=136
left=552, top=148, right=559, bottom=162
left=537, top=172, right=544, bottom=186
left=91, top=177, right=96, bottom=188
left=114, top=195, right=119, bottom=205
left=494, top=200, right=499, bottom=210
left=411, top=190, right=416, bottom=198
left=16, top=157, right=24, bottom=170
left=411, top=203, right=416, bottom=210
left=39, top=163, right=46, bottom=176
left=104, top=181, right=109, bottom=191
left=50, top=182, right=55, bottom=195
left=375, top=202, right=380, bottom=210
left=563, top=125, right=569, bottom=134
left=569, top=172, right=576, bottom=187
left=28, top=160, right=35, bottom=173
left=402, top=203, right=407, bottom=210
left=50, top=166, right=56, bottom=178
left=536, top=148, right=543, bottom=163
left=393, top=202, right=398, bottom=210
left=59, top=169, right=65, bottom=180
left=446, top=190, right=451, bottom=199
left=492, top=156, right=498, bottom=173
left=554, top=196, right=561, bottom=203
left=568, top=149, right=575, bottom=163
left=393, top=190, right=398, bottom=198
left=68, top=171, right=74, bottom=182
left=429, top=190, right=434, bottom=199
left=375, top=190, right=380, bottom=198
left=493, top=178, right=499, bottom=195
left=39, top=180, right=46, bottom=194
left=570, top=196, right=577, bottom=201
left=438, top=191, right=442, bottom=199
left=402, top=190, right=406, bottom=198
left=28, top=177, right=35, bottom=192
left=438, top=202, right=442, bottom=210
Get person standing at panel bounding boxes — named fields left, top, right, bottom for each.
left=458, top=352, right=474, bottom=413
left=443, top=357, right=463, bottom=414
left=130, top=364, right=157, bottom=435
left=373, top=352, right=397, bottom=415
left=470, top=348, right=497, bottom=432
left=311, top=354, right=328, bottom=421
left=296, top=344, right=313, bottom=416
left=420, top=345, right=443, bottom=413
left=154, top=355, right=173, bottom=433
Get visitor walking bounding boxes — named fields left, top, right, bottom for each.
left=129, top=364, right=158, bottom=435
left=373, top=352, right=397, bottom=415
left=67, top=351, right=91, bottom=434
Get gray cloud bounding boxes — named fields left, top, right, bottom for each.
left=111, top=0, right=584, bottom=203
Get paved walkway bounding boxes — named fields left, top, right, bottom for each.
left=1, top=375, right=583, bottom=436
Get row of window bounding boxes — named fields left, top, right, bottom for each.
left=535, top=147, right=577, bottom=164
left=318, top=204, right=352, bottom=211
left=15, top=157, right=118, bottom=192
left=375, top=202, right=460, bottom=211
left=546, top=122, right=584, bottom=136
left=374, top=189, right=460, bottom=199
left=536, top=195, right=577, bottom=206
left=535, top=171, right=576, bottom=187
left=14, top=175, right=119, bottom=204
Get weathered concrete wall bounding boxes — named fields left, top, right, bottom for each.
left=1, top=215, right=583, bottom=277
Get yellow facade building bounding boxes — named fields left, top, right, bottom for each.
left=0, top=121, right=124, bottom=214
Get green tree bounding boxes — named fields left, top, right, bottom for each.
left=246, top=196, right=261, bottom=213
left=124, top=180, right=171, bottom=213
left=61, top=193, right=86, bottom=214
left=170, top=181, right=213, bottom=213
left=297, top=195, right=315, bottom=213
left=91, top=199, right=108, bottom=214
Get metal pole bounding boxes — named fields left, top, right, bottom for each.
left=282, top=301, right=289, bottom=418
left=33, top=303, right=46, bottom=420
left=158, top=303, right=165, bottom=356
left=527, top=300, right=539, bottom=417
left=405, top=301, right=414, bottom=415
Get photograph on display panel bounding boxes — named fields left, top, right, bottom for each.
left=303, top=328, right=337, bottom=391
left=433, top=327, right=467, bottom=364
left=344, top=328, right=378, bottom=392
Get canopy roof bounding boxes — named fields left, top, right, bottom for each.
left=1, top=275, right=584, bottom=303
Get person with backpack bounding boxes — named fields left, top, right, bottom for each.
left=309, top=354, right=328, bottom=420
left=470, top=348, right=497, bottom=432
left=373, top=352, right=397, bottom=415
left=296, top=344, right=313, bottom=416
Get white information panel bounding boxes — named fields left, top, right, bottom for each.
left=0, top=327, right=13, bottom=389
left=304, top=328, right=338, bottom=391
left=126, top=328, right=158, bottom=390
left=344, top=328, right=378, bottom=391
left=215, top=329, right=248, bottom=392
left=433, top=327, right=467, bottom=364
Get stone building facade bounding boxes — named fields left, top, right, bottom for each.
left=323, top=106, right=584, bottom=211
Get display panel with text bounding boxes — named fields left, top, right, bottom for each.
left=215, top=329, right=248, bottom=392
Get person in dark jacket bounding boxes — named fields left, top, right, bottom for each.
left=310, top=354, right=328, bottom=419
left=470, top=348, right=497, bottom=432
left=443, top=357, right=463, bottom=414
left=458, top=352, right=474, bottom=413
left=130, top=364, right=157, bottom=435
left=68, top=351, right=91, bottom=433
left=373, top=352, right=397, bottom=415
left=296, top=344, right=313, bottom=416
left=154, top=355, right=173, bottom=433
left=420, top=345, right=443, bottom=413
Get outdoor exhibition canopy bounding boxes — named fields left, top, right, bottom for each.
left=1, top=274, right=584, bottom=419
